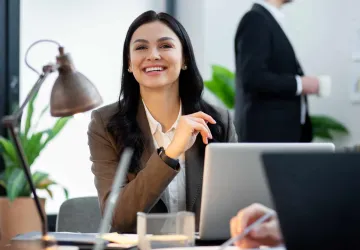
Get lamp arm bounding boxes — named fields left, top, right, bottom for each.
left=12, top=65, right=57, bottom=121
left=1, top=64, right=57, bottom=239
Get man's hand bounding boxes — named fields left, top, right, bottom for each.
left=230, top=203, right=282, bottom=249
left=301, top=76, right=319, bottom=95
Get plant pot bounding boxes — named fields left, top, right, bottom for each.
left=0, top=197, right=46, bottom=246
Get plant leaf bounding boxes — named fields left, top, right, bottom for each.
left=44, top=188, right=53, bottom=199
left=63, top=186, right=69, bottom=199
left=24, top=132, right=45, bottom=166
left=36, top=177, right=55, bottom=189
left=24, top=90, right=39, bottom=138
left=7, top=168, right=28, bottom=201
left=0, top=88, right=72, bottom=201
left=0, top=171, right=7, bottom=189
left=36, top=178, right=69, bottom=200
left=32, top=105, right=49, bottom=132
left=40, top=117, right=72, bottom=150
left=32, top=171, right=49, bottom=186
left=4, top=162, right=17, bottom=181
left=204, top=80, right=235, bottom=109
left=212, top=65, right=235, bottom=89
left=312, top=127, right=333, bottom=140
left=204, top=65, right=235, bottom=109
left=311, top=115, right=349, bottom=134
left=0, top=136, right=17, bottom=163
left=20, top=171, right=50, bottom=197
left=0, top=180, right=6, bottom=189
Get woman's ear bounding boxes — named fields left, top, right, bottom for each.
left=128, top=59, right=132, bottom=73
left=182, top=58, right=187, bottom=70
left=181, top=58, right=187, bottom=70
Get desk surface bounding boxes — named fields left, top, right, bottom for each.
left=2, top=242, right=74, bottom=250
left=2, top=242, right=125, bottom=250
left=1, top=240, right=227, bottom=250
left=2, top=243, right=285, bottom=250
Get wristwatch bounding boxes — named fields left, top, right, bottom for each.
left=158, top=147, right=180, bottom=170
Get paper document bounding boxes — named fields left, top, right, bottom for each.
left=101, top=233, right=138, bottom=248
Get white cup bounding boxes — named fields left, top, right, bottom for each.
left=317, top=75, right=332, bottom=97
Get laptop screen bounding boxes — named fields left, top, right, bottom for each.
left=262, top=152, right=360, bottom=250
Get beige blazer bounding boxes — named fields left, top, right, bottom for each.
left=87, top=101, right=238, bottom=233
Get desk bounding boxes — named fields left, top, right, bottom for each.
left=3, top=243, right=285, bottom=250
left=2, top=241, right=77, bottom=250
left=3, top=242, right=285, bottom=250
left=1, top=239, right=226, bottom=250
left=2, top=241, right=122, bottom=250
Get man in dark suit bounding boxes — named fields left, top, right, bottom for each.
left=234, top=0, right=320, bottom=142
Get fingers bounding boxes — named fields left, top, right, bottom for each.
left=188, top=117, right=212, bottom=138
left=237, top=203, right=274, bottom=233
left=250, top=221, right=274, bottom=238
left=230, top=216, right=264, bottom=249
left=230, top=217, right=243, bottom=248
left=190, top=111, right=216, bottom=124
left=187, top=112, right=214, bottom=144
left=238, top=238, right=263, bottom=249
left=230, top=217, right=238, bottom=238
left=230, top=204, right=281, bottom=249
left=189, top=119, right=211, bottom=144
left=250, top=220, right=282, bottom=242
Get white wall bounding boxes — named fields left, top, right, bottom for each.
left=176, top=0, right=205, bottom=75
left=175, top=0, right=224, bottom=106
left=178, top=0, right=360, bottom=147
left=20, top=0, right=166, bottom=214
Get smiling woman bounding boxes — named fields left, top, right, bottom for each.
left=129, top=22, right=185, bottom=91
left=87, top=10, right=238, bottom=233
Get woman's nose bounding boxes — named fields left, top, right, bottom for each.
left=147, top=48, right=161, bottom=61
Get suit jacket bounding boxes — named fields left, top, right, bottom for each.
left=234, top=3, right=313, bottom=142
left=87, top=100, right=237, bottom=233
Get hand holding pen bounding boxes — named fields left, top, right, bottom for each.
left=226, top=203, right=283, bottom=249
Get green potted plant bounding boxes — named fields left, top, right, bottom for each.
left=0, top=90, right=70, bottom=242
left=204, top=64, right=349, bottom=141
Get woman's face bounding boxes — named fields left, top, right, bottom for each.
left=129, top=21, right=185, bottom=90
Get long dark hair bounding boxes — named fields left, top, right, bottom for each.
left=107, top=10, right=226, bottom=173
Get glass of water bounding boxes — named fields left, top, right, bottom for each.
left=137, top=211, right=195, bottom=250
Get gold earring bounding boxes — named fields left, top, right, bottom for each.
left=128, top=68, right=132, bottom=73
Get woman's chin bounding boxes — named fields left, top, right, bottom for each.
left=140, top=81, right=178, bottom=90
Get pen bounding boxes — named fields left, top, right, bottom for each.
left=218, top=210, right=275, bottom=250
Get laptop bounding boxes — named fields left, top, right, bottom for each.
left=261, top=152, right=360, bottom=250
left=198, top=142, right=335, bottom=240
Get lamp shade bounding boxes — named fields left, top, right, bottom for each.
left=50, top=50, right=103, bottom=117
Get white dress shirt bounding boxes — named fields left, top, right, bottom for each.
left=255, top=0, right=306, bottom=124
left=142, top=100, right=186, bottom=213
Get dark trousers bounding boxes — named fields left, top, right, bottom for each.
left=300, top=117, right=312, bottom=142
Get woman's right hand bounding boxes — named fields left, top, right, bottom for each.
left=165, top=111, right=216, bottom=159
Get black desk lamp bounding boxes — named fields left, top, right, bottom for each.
left=1, top=39, right=103, bottom=246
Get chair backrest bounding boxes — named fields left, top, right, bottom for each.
left=56, top=196, right=102, bottom=233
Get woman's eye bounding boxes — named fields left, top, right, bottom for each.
left=136, top=46, right=147, bottom=50
left=160, top=44, right=172, bottom=49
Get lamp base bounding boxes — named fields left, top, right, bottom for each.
left=41, top=234, right=57, bottom=249
left=41, top=235, right=81, bottom=250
